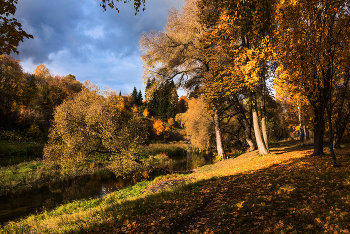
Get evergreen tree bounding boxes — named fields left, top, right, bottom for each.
left=137, top=90, right=143, bottom=106
left=144, top=78, right=178, bottom=119
left=131, top=87, right=138, bottom=105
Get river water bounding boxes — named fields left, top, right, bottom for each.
left=0, top=150, right=213, bottom=225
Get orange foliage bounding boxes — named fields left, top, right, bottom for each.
left=143, top=108, right=149, bottom=117
left=152, top=119, right=165, bottom=136
left=168, top=117, right=175, bottom=127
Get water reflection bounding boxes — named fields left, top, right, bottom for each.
left=0, top=174, right=124, bottom=224
left=0, top=150, right=214, bottom=225
left=164, top=150, right=213, bottom=171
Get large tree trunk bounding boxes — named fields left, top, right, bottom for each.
left=213, top=108, right=225, bottom=159
left=251, top=91, right=269, bottom=155
left=312, top=104, right=325, bottom=155
left=260, top=80, right=269, bottom=151
left=232, top=95, right=256, bottom=151
left=304, top=125, right=309, bottom=140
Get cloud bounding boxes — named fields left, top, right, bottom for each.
left=11, top=0, right=184, bottom=93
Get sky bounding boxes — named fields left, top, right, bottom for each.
left=11, top=0, right=185, bottom=95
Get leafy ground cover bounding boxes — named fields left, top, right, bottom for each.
left=1, top=142, right=349, bottom=233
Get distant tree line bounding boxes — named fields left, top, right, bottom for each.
left=0, top=55, right=83, bottom=139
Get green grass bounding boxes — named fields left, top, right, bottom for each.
left=1, top=143, right=350, bottom=233
left=0, top=160, right=112, bottom=196
left=0, top=140, right=45, bottom=167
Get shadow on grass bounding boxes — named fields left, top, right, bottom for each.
left=1, top=151, right=350, bottom=233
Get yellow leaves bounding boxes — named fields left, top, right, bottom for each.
left=132, top=105, right=139, bottom=115
left=152, top=119, right=165, bottom=136
left=33, top=64, right=51, bottom=79
left=143, top=108, right=149, bottom=117
left=168, top=117, right=175, bottom=127
left=236, top=201, right=245, bottom=209
left=123, top=219, right=129, bottom=225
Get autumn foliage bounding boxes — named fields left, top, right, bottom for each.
left=43, top=85, right=149, bottom=170
left=143, top=108, right=149, bottom=117
left=152, top=119, right=165, bottom=136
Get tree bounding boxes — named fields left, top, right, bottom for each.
left=152, top=119, right=165, bottom=136
left=274, top=84, right=313, bottom=142
left=0, top=0, right=33, bottom=55
left=177, top=96, right=189, bottom=113
left=31, top=64, right=83, bottom=124
left=140, top=0, right=226, bottom=157
left=137, top=90, right=143, bottom=106
left=274, top=0, right=350, bottom=165
left=43, top=84, right=149, bottom=171
left=176, top=98, right=214, bottom=151
left=144, top=79, right=178, bottom=119
left=144, top=78, right=156, bottom=115
left=333, top=69, right=350, bottom=147
left=168, top=117, right=175, bottom=127
left=131, top=86, right=138, bottom=106
left=143, top=108, right=149, bottom=117
left=197, top=0, right=276, bottom=154
left=0, top=55, right=24, bottom=128
left=100, top=0, right=145, bottom=14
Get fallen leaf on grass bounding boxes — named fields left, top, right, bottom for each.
left=236, top=201, right=245, bottom=209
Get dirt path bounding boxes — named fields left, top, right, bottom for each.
left=170, top=196, right=222, bottom=233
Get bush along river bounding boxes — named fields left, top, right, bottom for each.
left=0, top=150, right=214, bottom=225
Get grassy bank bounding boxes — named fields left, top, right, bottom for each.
left=0, top=142, right=193, bottom=196
left=0, top=160, right=113, bottom=196
left=0, top=140, right=45, bottom=167
left=1, top=142, right=349, bottom=233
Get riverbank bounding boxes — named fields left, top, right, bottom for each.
left=0, top=160, right=112, bottom=197
left=0, top=142, right=195, bottom=196
left=1, top=141, right=349, bottom=233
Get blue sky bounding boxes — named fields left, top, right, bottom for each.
left=11, top=0, right=185, bottom=95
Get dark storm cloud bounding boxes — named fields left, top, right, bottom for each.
left=13, top=0, right=184, bottom=64
left=10, top=0, right=184, bottom=93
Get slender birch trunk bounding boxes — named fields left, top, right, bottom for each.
left=298, top=101, right=304, bottom=143
left=260, top=80, right=269, bottom=151
left=213, top=108, right=225, bottom=159
left=251, top=91, right=268, bottom=155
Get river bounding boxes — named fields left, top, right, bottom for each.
left=0, top=150, right=213, bottom=225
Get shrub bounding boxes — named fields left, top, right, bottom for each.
left=43, top=85, right=149, bottom=172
